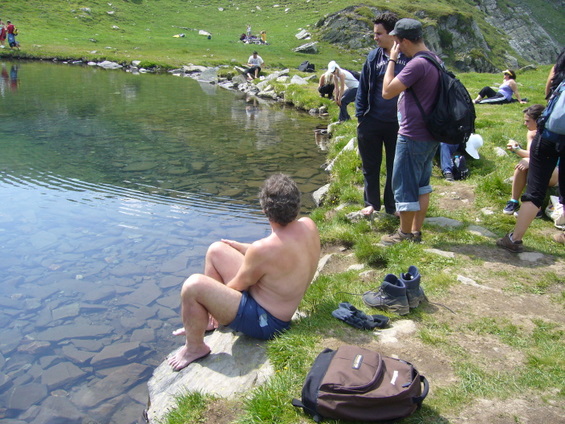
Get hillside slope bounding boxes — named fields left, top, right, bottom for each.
left=0, top=1, right=562, bottom=72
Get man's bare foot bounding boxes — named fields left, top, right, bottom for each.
left=168, top=344, right=211, bottom=372
left=360, top=206, right=374, bottom=216
left=172, top=328, right=186, bottom=336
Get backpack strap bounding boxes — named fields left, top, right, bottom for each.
left=292, top=399, right=323, bottom=422
left=412, top=375, right=430, bottom=408
left=408, top=52, right=444, bottom=121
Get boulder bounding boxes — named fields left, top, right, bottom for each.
left=295, top=29, right=311, bottom=40
left=146, top=327, right=274, bottom=424
left=293, top=42, right=318, bottom=54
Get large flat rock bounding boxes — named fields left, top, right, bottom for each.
left=146, top=327, right=274, bottom=424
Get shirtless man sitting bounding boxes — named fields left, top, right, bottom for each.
left=168, top=174, right=321, bottom=372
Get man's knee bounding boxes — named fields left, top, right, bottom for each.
left=181, top=274, right=209, bottom=298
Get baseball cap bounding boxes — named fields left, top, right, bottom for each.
left=465, top=133, right=483, bottom=160
left=503, top=69, right=516, bottom=79
left=328, top=61, right=338, bottom=73
left=389, top=18, right=423, bottom=40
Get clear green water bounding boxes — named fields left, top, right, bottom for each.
left=0, top=61, right=328, bottom=423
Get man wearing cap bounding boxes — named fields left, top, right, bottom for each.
left=355, top=12, right=408, bottom=216
left=380, top=17, right=442, bottom=244
left=328, top=60, right=359, bottom=122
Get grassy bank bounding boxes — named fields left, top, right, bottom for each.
left=156, top=64, right=565, bottom=424
left=2, top=1, right=563, bottom=423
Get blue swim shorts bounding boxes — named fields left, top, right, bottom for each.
left=227, top=291, right=291, bottom=340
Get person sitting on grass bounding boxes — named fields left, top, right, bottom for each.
left=244, top=51, right=264, bottom=81
left=503, top=104, right=558, bottom=217
left=168, top=174, right=320, bottom=372
left=474, top=69, right=526, bottom=105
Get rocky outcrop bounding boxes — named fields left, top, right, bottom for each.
left=474, top=0, right=561, bottom=65
left=314, top=5, right=562, bottom=72
left=145, top=327, right=274, bottom=424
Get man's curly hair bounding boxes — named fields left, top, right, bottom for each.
left=259, top=174, right=301, bottom=226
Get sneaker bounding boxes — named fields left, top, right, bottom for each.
left=444, top=172, right=454, bottom=182
left=381, top=229, right=413, bottom=245
left=553, top=232, right=565, bottom=244
left=503, top=200, right=519, bottom=215
left=412, top=231, right=422, bottom=243
left=496, top=233, right=524, bottom=253
left=362, top=274, right=409, bottom=315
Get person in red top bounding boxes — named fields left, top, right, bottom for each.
left=0, top=20, right=6, bottom=48
left=6, top=21, right=19, bottom=50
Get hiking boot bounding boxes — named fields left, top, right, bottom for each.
left=362, top=274, right=409, bottom=315
left=553, top=232, right=565, bottom=245
left=381, top=229, right=413, bottom=245
left=412, top=231, right=422, bottom=243
left=496, top=233, right=524, bottom=253
left=503, top=200, right=519, bottom=215
left=444, top=172, right=454, bottom=182
left=399, top=265, right=427, bottom=309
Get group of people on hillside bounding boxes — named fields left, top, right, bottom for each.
left=166, top=15, right=564, bottom=372
left=0, top=19, right=19, bottom=50
left=239, top=23, right=267, bottom=45
left=318, top=13, right=564, bottom=250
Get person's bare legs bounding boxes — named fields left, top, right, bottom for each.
left=398, top=193, right=429, bottom=234
left=511, top=169, right=527, bottom=201
left=411, top=193, right=429, bottom=233
left=168, top=274, right=241, bottom=371
left=172, top=241, right=243, bottom=337
left=510, top=201, right=539, bottom=241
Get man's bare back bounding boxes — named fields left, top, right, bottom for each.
left=168, top=174, right=320, bottom=371
left=243, top=217, right=320, bottom=321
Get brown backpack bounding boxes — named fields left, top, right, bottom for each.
left=292, top=345, right=429, bottom=422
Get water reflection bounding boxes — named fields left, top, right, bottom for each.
left=0, top=61, right=328, bottom=423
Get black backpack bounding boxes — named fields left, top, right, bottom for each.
left=292, top=345, right=429, bottom=422
left=452, top=154, right=469, bottom=180
left=298, top=61, right=316, bottom=72
left=411, top=53, right=476, bottom=145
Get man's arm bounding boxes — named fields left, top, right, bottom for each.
left=382, top=42, right=407, bottom=100
left=225, top=244, right=265, bottom=292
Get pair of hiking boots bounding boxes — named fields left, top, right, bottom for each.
left=362, top=266, right=426, bottom=316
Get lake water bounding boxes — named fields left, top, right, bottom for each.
left=0, top=61, right=329, bottom=423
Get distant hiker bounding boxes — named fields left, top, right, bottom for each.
left=474, top=69, right=526, bottom=104
left=6, top=21, right=19, bottom=50
left=244, top=51, right=264, bottom=81
left=0, top=20, right=6, bottom=48
left=318, top=70, right=335, bottom=99
left=328, top=60, right=359, bottom=122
